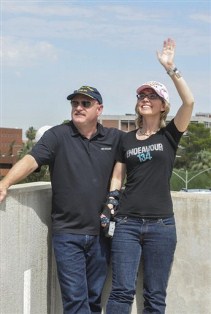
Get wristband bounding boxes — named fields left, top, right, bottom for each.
left=167, top=67, right=182, bottom=79
left=108, top=189, right=121, bottom=199
left=106, top=198, right=119, bottom=207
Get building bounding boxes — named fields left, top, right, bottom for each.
left=99, top=114, right=137, bottom=132
left=99, top=113, right=211, bottom=131
left=0, top=128, right=23, bottom=177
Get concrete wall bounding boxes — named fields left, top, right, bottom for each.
left=0, top=183, right=210, bottom=314
left=0, top=183, right=52, bottom=314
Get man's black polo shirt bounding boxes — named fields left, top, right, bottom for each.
left=29, top=121, right=124, bottom=235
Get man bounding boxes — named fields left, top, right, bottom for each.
left=0, top=86, right=124, bottom=313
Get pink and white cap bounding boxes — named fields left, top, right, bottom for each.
left=136, top=81, right=169, bottom=103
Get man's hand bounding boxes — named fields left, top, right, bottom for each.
left=0, top=183, right=8, bottom=203
left=0, top=155, right=39, bottom=204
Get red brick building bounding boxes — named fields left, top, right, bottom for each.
left=0, top=128, right=23, bottom=177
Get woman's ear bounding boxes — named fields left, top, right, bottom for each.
left=160, top=101, right=166, bottom=112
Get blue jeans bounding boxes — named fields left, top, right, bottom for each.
left=52, top=233, right=110, bottom=314
left=106, top=216, right=177, bottom=314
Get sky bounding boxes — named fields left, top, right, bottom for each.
left=1, top=0, right=211, bottom=137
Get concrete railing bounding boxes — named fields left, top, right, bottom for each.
left=0, top=182, right=210, bottom=314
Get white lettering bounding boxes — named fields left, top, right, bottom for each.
left=126, top=143, right=163, bottom=158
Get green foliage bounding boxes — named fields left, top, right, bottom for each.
left=25, top=126, right=37, bottom=141
left=62, top=120, right=70, bottom=124
left=18, top=126, right=38, bottom=159
left=175, top=123, right=211, bottom=170
left=17, top=126, right=50, bottom=183
left=172, top=124, right=211, bottom=190
left=190, top=150, right=211, bottom=171
left=19, top=165, right=50, bottom=183
left=171, top=169, right=211, bottom=191
left=18, top=141, right=34, bottom=159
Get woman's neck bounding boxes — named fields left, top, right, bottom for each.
left=141, top=118, right=160, bottom=134
left=137, top=117, right=160, bottom=138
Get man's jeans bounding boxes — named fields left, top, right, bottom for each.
left=53, top=233, right=110, bottom=314
left=106, top=216, right=177, bottom=314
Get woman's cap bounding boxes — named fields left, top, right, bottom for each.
left=67, top=85, right=103, bottom=104
left=136, top=81, right=169, bottom=103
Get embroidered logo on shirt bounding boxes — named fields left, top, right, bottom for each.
left=101, top=147, right=112, bottom=150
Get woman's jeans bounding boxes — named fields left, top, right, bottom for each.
left=106, top=216, right=177, bottom=314
left=53, top=233, right=110, bottom=314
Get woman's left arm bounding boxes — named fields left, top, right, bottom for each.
left=157, top=38, right=194, bottom=132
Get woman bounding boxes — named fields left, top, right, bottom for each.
left=101, top=38, right=194, bottom=313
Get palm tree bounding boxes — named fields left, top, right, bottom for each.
left=26, top=126, right=37, bottom=141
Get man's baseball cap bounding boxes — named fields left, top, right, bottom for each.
left=67, top=85, right=103, bottom=104
left=136, top=81, right=169, bottom=103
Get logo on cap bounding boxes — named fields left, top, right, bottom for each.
left=67, top=85, right=103, bottom=103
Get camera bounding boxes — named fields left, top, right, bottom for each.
left=105, top=221, right=116, bottom=238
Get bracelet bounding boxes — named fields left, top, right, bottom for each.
left=167, top=67, right=182, bottom=79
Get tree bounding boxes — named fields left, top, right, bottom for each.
left=190, top=150, right=211, bottom=171
left=18, top=126, right=50, bottom=183
left=174, top=123, right=211, bottom=170
left=171, top=123, right=211, bottom=190
left=18, top=126, right=37, bottom=158
left=20, top=165, right=50, bottom=183
left=62, top=119, right=70, bottom=124
left=26, top=126, right=37, bottom=141
left=18, top=140, right=34, bottom=159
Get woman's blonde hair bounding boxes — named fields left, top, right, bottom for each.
left=135, top=99, right=170, bottom=129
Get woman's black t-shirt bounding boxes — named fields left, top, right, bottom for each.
left=117, top=119, right=183, bottom=218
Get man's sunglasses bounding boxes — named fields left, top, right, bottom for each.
left=71, top=100, right=93, bottom=108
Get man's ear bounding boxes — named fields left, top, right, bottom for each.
left=97, top=104, right=103, bottom=116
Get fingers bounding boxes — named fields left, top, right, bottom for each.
left=100, top=214, right=110, bottom=228
left=0, top=189, right=7, bottom=203
left=164, top=38, right=176, bottom=50
left=0, top=196, right=6, bottom=203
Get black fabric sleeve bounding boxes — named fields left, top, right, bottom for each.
left=29, top=128, right=58, bottom=167
left=116, top=134, right=126, bottom=163
left=166, top=119, right=184, bottom=148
